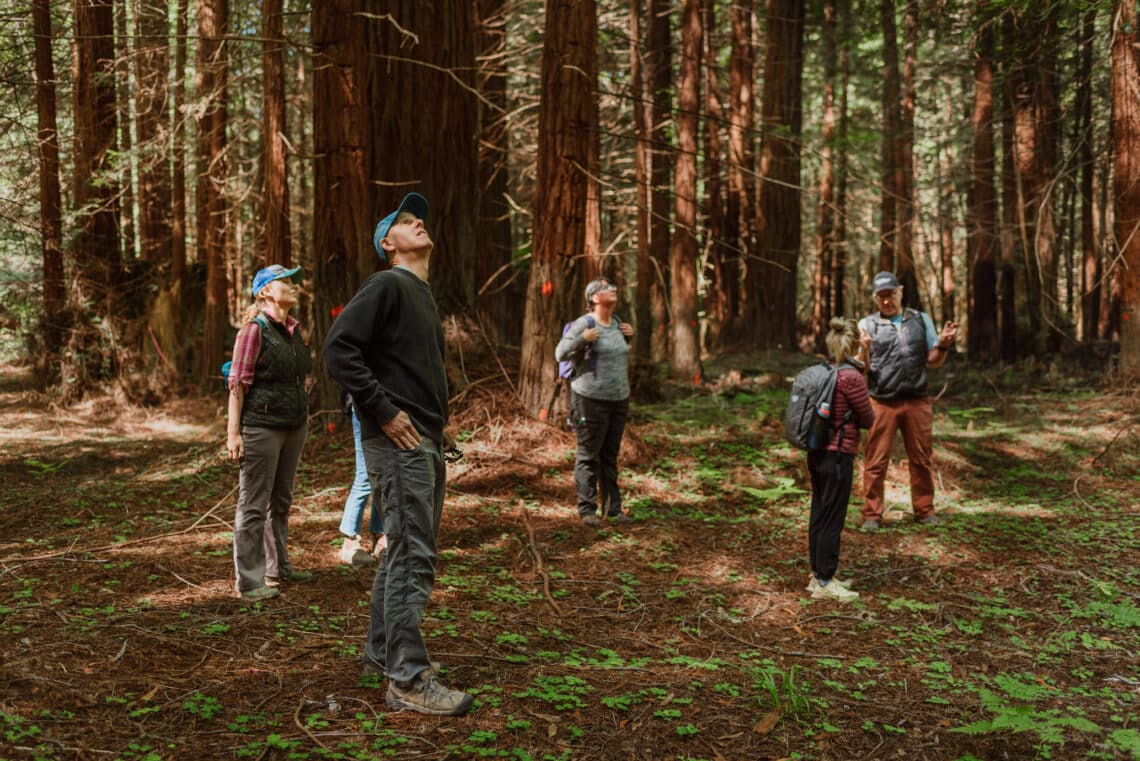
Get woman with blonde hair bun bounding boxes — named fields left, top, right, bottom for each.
left=805, top=317, right=874, bottom=602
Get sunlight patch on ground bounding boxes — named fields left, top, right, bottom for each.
left=951, top=500, right=1055, bottom=518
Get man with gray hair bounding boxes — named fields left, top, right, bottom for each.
left=324, top=193, right=472, bottom=716
left=858, top=272, right=958, bottom=531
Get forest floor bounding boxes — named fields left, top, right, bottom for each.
left=1, top=349, right=1138, bottom=761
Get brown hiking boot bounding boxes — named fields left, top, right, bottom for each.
left=386, top=675, right=473, bottom=716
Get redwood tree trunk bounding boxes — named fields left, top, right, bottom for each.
left=262, top=0, right=291, bottom=267
left=1077, top=10, right=1099, bottom=342
left=812, top=0, right=839, bottom=351
left=476, top=0, right=516, bottom=343
left=751, top=0, right=805, bottom=350
left=833, top=0, right=851, bottom=320
left=370, top=1, right=480, bottom=315
left=670, top=0, right=702, bottom=381
left=135, top=0, right=172, bottom=264
left=1113, top=0, right=1140, bottom=376
left=195, top=0, right=229, bottom=380
left=895, top=0, right=920, bottom=308
left=702, top=0, right=729, bottom=350
left=172, top=0, right=188, bottom=285
left=312, top=0, right=372, bottom=414
left=519, top=0, right=597, bottom=419
left=879, top=0, right=900, bottom=273
left=724, top=0, right=752, bottom=340
left=631, top=0, right=652, bottom=364
left=648, top=0, right=672, bottom=362
left=967, top=2, right=998, bottom=361
left=33, top=0, right=65, bottom=364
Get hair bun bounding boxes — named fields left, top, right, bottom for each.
left=829, top=317, right=848, bottom=331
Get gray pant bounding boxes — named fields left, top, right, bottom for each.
left=233, top=423, right=308, bottom=592
left=361, top=435, right=445, bottom=684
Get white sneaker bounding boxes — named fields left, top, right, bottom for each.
left=811, top=580, right=860, bottom=601
left=806, top=575, right=852, bottom=592
left=339, top=535, right=375, bottom=567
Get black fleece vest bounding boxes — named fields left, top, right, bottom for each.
left=242, top=315, right=311, bottom=429
left=865, top=309, right=928, bottom=400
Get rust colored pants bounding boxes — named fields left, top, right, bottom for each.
left=861, top=396, right=934, bottom=521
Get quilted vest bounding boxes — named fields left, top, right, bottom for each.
left=865, top=309, right=928, bottom=400
left=242, top=315, right=311, bottom=429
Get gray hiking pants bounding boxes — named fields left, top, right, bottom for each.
left=361, top=435, right=446, bottom=684
left=232, top=423, right=307, bottom=593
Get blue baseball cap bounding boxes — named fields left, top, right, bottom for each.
left=251, top=264, right=303, bottom=298
left=372, top=193, right=429, bottom=262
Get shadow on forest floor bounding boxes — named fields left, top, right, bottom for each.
left=0, top=357, right=1138, bottom=761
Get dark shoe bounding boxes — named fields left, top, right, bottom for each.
left=265, top=569, right=314, bottom=587
left=362, top=655, right=445, bottom=678
left=386, top=675, right=473, bottom=716
left=917, top=514, right=941, bottom=526
left=239, top=586, right=280, bottom=601
left=607, top=512, right=633, bottom=524
left=581, top=514, right=602, bottom=527
left=861, top=519, right=880, bottom=532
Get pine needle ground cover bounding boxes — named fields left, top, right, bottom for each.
left=0, top=361, right=1136, bottom=761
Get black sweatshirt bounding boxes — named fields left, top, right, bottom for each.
left=323, top=267, right=448, bottom=443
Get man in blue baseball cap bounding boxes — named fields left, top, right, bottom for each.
left=324, top=193, right=472, bottom=717
left=858, top=271, right=958, bottom=532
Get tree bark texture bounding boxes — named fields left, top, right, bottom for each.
left=1077, top=10, right=1099, bottom=342
left=72, top=0, right=121, bottom=321
left=475, top=0, right=517, bottom=343
left=172, top=0, right=188, bottom=285
left=195, top=0, right=229, bottom=380
left=833, top=0, right=851, bottom=320
left=669, top=0, right=702, bottom=381
left=723, top=0, right=752, bottom=340
left=135, top=0, right=172, bottom=265
left=1113, top=0, right=1140, bottom=376
left=752, top=0, right=805, bottom=350
left=879, top=0, right=900, bottom=273
left=631, top=0, right=652, bottom=364
left=812, top=0, right=839, bottom=351
left=895, top=0, right=920, bottom=308
left=370, top=1, right=480, bottom=315
left=262, top=0, right=291, bottom=267
left=33, top=0, right=65, bottom=362
left=702, top=0, right=729, bottom=351
left=648, top=0, right=672, bottom=362
left=312, top=0, right=374, bottom=414
left=999, top=19, right=1019, bottom=363
left=967, top=4, right=998, bottom=361
left=114, top=0, right=134, bottom=261
left=519, top=0, right=597, bottom=419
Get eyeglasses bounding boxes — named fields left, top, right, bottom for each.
left=595, top=283, right=617, bottom=293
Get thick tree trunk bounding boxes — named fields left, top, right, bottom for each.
left=812, top=0, right=839, bottom=351
left=135, top=0, right=172, bottom=264
left=312, top=1, right=373, bottom=415
left=33, top=0, right=65, bottom=366
left=670, top=0, right=701, bottom=381
left=195, top=0, right=229, bottom=381
left=631, top=0, right=652, bottom=364
left=751, top=0, right=805, bottom=350
left=519, top=0, right=597, bottom=419
left=114, top=0, right=134, bottom=262
left=475, top=0, right=516, bottom=343
left=724, top=0, right=752, bottom=340
left=879, top=0, right=900, bottom=273
left=370, top=1, right=480, bottom=315
left=172, top=0, right=188, bottom=285
left=702, top=0, right=728, bottom=351
left=262, top=0, right=291, bottom=267
left=1035, top=11, right=1062, bottom=351
left=833, top=0, right=851, bottom=320
left=1077, top=11, right=1099, bottom=342
left=648, top=0, right=672, bottom=362
left=895, top=0, right=920, bottom=309
left=1113, top=0, right=1140, bottom=376
left=967, top=4, right=998, bottom=361
left=999, top=19, right=1019, bottom=363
